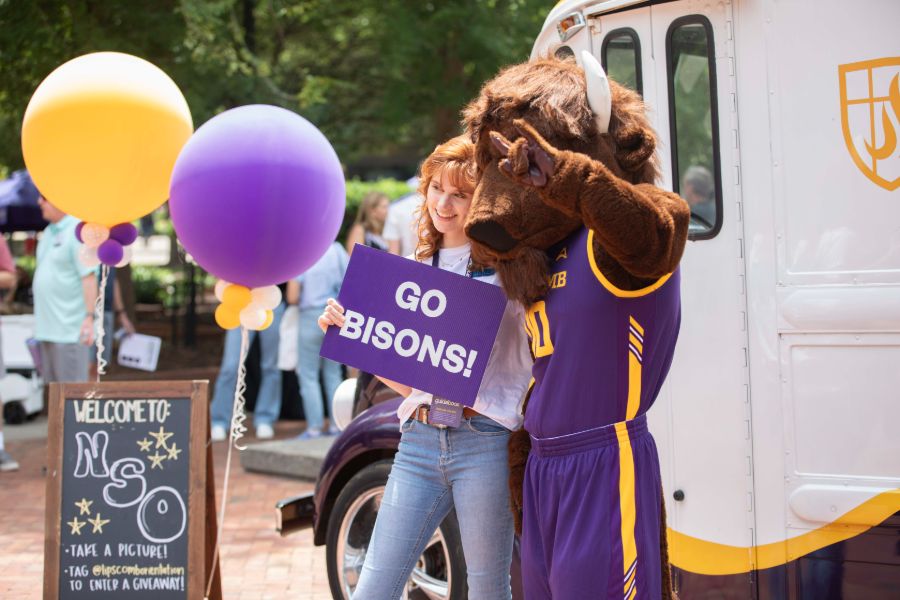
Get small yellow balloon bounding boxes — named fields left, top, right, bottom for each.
left=259, top=310, right=274, bottom=331
left=222, top=284, right=251, bottom=310
left=22, top=52, right=193, bottom=226
left=215, top=304, right=241, bottom=330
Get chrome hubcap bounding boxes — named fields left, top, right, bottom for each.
left=336, top=486, right=452, bottom=600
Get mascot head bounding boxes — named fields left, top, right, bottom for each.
left=462, top=55, right=661, bottom=304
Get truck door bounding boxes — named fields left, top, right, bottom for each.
left=593, top=2, right=755, bottom=597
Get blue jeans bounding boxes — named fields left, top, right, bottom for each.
left=296, top=307, right=343, bottom=431
left=211, top=303, right=284, bottom=428
left=353, top=416, right=514, bottom=600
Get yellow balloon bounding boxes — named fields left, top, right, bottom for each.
left=22, top=52, right=193, bottom=227
left=222, top=285, right=252, bottom=310
left=215, top=305, right=241, bottom=330
left=259, top=310, right=274, bottom=331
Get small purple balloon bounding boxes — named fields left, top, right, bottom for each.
left=75, top=222, right=85, bottom=243
left=110, top=223, right=138, bottom=246
left=97, top=239, right=124, bottom=266
left=169, top=105, right=345, bottom=288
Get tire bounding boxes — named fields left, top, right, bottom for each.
left=3, top=401, right=26, bottom=425
left=325, top=459, right=468, bottom=600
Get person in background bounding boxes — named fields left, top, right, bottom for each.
left=0, top=235, right=19, bottom=471
left=383, top=176, right=421, bottom=257
left=682, top=164, right=716, bottom=227
left=210, top=295, right=285, bottom=441
left=33, top=195, right=97, bottom=385
left=286, top=241, right=348, bottom=439
left=345, top=191, right=389, bottom=255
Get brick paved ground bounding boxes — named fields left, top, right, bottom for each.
left=0, top=420, right=333, bottom=600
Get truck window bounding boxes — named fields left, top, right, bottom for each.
left=601, top=28, right=642, bottom=95
left=666, top=16, right=722, bottom=239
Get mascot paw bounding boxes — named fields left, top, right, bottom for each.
left=490, top=119, right=557, bottom=188
left=508, top=428, right=532, bottom=535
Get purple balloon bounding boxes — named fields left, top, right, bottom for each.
left=169, top=105, right=345, bottom=288
left=75, top=222, right=85, bottom=243
left=98, top=239, right=124, bottom=265
left=110, top=223, right=138, bottom=246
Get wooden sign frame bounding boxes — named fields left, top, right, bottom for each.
left=43, top=380, right=217, bottom=599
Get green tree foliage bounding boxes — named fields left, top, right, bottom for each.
left=0, top=0, right=549, bottom=174
left=0, top=1, right=190, bottom=171
left=341, top=177, right=412, bottom=239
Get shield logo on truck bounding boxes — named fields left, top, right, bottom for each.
left=839, top=57, right=900, bottom=191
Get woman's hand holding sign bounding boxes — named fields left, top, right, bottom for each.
left=319, top=297, right=413, bottom=398
left=318, top=298, right=346, bottom=333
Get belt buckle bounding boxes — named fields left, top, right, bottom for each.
left=419, top=405, right=448, bottom=429
left=417, top=406, right=443, bottom=429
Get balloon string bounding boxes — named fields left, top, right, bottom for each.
left=94, top=265, right=109, bottom=381
left=206, top=327, right=250, bottom=599
left=230, top=327, right=250, bottom=450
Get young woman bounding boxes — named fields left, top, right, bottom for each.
left=318, top=136, right=532, bottom=600
left=345, top=191, right=389, bottom=255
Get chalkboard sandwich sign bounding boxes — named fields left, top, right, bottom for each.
left=43, top=381, right=214, bottom=599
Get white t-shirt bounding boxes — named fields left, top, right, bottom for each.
left=383, top=193, right=421, bottom=257
left=396, top=243, right=532, bottom=431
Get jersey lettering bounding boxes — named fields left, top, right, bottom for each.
left=548, top=271, right=567, bottom=289
left=525, top=301, right=554, bottom=358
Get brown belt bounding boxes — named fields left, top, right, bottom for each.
left=413, top=404, right=479, bottom=426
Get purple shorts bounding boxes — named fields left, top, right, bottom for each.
left=522, top=414, right=663, bottom=600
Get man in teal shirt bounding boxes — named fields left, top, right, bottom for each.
left=34, top=196, right=98, bottom=383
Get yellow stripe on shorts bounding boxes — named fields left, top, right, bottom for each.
left=616, top=421, right=638, bottom=599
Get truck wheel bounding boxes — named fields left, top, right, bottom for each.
left=2, top=401, right=26, bottom=425
left=325, top=459, right=467, bottom=600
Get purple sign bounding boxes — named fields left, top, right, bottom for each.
left=320, top=245, right=506, bottom=407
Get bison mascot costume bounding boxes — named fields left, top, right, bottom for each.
left=462, top=53, right=690, bottom=600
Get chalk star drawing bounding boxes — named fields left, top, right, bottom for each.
left=74, top=498, right=93, bottom=516
left=166, top=443, right=182, bottom=461
left=148, top=452, right=166, bottom=470
left=88, top=513, right=110, bottom=534
left=137, top=437, right=153, bottom=452
left=67, top=516, right=86, bottom=535
left=148, top=426, right=173, bottom=449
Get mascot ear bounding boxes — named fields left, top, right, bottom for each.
left=613, top=124, right=656, bottom=172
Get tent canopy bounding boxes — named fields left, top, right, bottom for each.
left=0, top=170, right=47, bottom=232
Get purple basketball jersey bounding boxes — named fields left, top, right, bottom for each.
left=524, top=226, right=681, bottom=438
